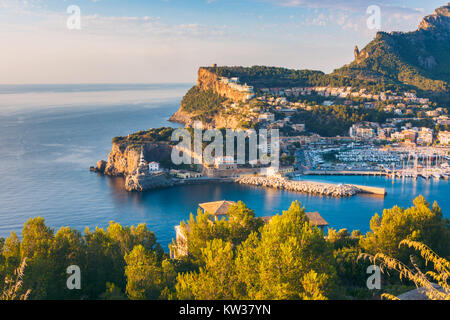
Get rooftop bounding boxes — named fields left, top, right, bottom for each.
left=199, top=200, right=236, bottom=216
left=305, top=211, right=329, bottom=227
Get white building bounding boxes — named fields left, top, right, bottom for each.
left=416, top=128, right=433, bottom=145
left=214, top=156, right=237, bottom=170
left=292, top=123, right=305, bottom=132
left=438, top=131, right=450, bottom=145
left=148, top=161, right=160, bottom=172
left=258, top=113, right=275, bottom=122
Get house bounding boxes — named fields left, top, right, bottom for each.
left=258, top=113, right=275, bottom=122
left=416, top=128, right=433, bottom=145
left=170, top=201, right=329, bottom=259
left=170, top=200, right=236, bottom=259
left=438, top=131, right=450, bottom=145
left=426, top=110, right=439, bottom=117
left=402, top=129, right=417, bottom=143
left=292, top=123, right=305, bottom=132
left=261, top=166, right=279, bottom=176
left=214, top=156, right=237, bottom=170
left=170, top=169, right=202, bottom=179
left=148, top=161, right=160, bottom=172
left=278, top=166, right=294, bottom=176
left=199, top=200, right=236, bottom=220
left=349, top=124, right=375, bottom=139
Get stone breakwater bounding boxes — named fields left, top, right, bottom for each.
left=235, top=176, right=359, bottom=197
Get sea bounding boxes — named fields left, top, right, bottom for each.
left=0, top=84, right=448, bottom=250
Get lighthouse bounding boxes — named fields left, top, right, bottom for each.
left=137, top=147, right=148, bottom=175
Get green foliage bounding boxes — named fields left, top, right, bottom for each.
left=112, top=127, right=175, bottom=146
left=124, top=245, right=163, bottom=300
left=176, top=201, right=337, bottom=300
left=100, top=282, right=127, bottom=300
left=207, top=65, right=410, bottom=93
left=209, top=65, right=325, bottom=88
left=235, top=202, right=336, bottom=299
left=333, top=31, right=449, bottom=93
left=176, top=239, right=235, bottom=300
left=327, top=228, right=360, bottom=250
left=1, top=196, right=448, bottom=300
left=174, top=201, right=263, bottom=265
left=360, top=195, right=450, bottom=261
left=0, top=219, right=163, bottom=300
left=291, top=105, right=388, bottom=137
left=181, top=86, right=226, bottom=120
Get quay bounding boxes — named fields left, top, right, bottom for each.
left=349, top=184, right=386, bottom=196
left=302, top=170, right=387, bottom=176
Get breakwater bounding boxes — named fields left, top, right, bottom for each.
left=235, top=176, right=360, bottom=197
left=123, top=172, right=387, bottom=197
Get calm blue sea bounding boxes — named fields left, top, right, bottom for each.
left=0, top=84, right=448, bottom=250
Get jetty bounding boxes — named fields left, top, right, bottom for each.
left=235, top=176, right=386, bottom=197
left=236, top=176, right=357, bottom=197
left=349, top=184, right=386, bottom=196
left=302, top=170, right=387, bottom=176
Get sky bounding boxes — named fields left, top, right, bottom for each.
left=0, top=0, right=447, bottom=84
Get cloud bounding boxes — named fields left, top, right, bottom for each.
left=0, top=0, right=438, bottom=83
left=261, top=0, right=430, bottom=32
left=263, top=0, right=418, bottom=12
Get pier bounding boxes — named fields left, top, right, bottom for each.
left=302, top=170, right=387, bottom=176
left=350, top=184, right=386, bottom=196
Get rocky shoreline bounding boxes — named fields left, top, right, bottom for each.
left=235, top=176, right=359, bottom=197
left=124, top=174, right=360, bottom=197
left=125, top=172, right=174, bottom=192
left=91, top=159, right=363, bottom=196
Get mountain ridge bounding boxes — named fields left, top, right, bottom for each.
left=332, top=3, right=450, bottom=93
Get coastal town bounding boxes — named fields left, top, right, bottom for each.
left=97, top=69, right=449, bottom=193
left=4, top=0, right=450, bottom=303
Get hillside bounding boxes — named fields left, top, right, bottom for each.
left=333, top=3, right=450, bottom=94
left=170, top=4, right=450, bottom=128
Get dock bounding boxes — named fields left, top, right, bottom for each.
left=302, top=170, right=387, bottom=176
left=350, top=184, right=386, bottom=196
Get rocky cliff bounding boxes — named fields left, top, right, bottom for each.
left=169, top=107, right=242, bottom=129
left=333, top=3, right=450, bottom=93
left=125, top=172, right=174, bottom=191
left=169, top=67, right=251, bottom=129
left=196, top=67, right=251, bottom=102
left=97, top=142, right=172, bottom=176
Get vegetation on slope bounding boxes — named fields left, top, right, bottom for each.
left=112, top=127, right=175, bottom=145
left=1, top=196, right=449, bottom=300
left=181, top=86, right=226, bottom=119
left=291, top=105, right=388, bottom=137
left=333, top=32, right=449, bottom=93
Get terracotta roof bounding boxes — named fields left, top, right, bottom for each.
left=199, top=200, right=236, bottom=216
left=261, top=212, right=328, bottom=227
left=305, top=211, right=329, bottom=227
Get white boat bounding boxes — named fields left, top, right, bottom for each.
left=432, top=173, right=441, bottom=180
